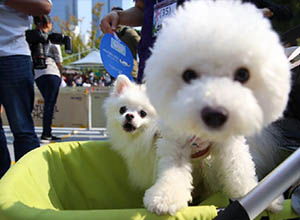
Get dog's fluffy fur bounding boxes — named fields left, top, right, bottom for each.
left=103, top=75, right=158, bottom=190
left=143, top=0, right=291, bottom=215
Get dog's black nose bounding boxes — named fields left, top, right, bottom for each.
left=126, top=113, right=134, bottom=121
left=201, top=106, right=228, bottom=128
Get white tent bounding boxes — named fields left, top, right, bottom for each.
left=70, top=49, right=103, bottom=68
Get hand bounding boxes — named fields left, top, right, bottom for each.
left=100, top=11, right=119, bottom=34
left=261, top=8, right=273, bottom=18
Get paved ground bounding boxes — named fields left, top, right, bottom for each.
left=4, top=126, right=108, bottom=162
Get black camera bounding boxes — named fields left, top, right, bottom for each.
left=25, top=29, right=72, bottom=69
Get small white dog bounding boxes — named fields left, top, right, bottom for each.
left=143, top=0, right=291, bottom=216
left=103, top=75, right=158, bottom=190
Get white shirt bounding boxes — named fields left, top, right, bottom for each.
left=0, top=5, right=31, bottom=56
left=34, top=43, right=63, bottom=79
left=0, top=0, right=52, bottom=57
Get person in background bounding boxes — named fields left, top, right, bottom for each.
left=89, top=71, right=95, bottom=83
left=75, top=74, right=83, bottom=86
left=0, top=0, right=52, bottom=178
left=60, top=75, right=67, bottom=87
left=103, top=72, right=113, bottom=87
left=33, top=15, right=63, bottom=143
left=100, top=0, right=171, bottom=84
left=111, top=6, right=141, bottom=81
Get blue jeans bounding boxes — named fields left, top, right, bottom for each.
left=0, top=55, right=40, bottom=178
left=35, top=74, right=61, bottom=137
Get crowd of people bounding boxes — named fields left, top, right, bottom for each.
left=61, top=71, right=114, bottom=88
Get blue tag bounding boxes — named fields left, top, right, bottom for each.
left=100, top=33, right=134, bottom=81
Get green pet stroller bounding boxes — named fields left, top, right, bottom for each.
left=0, top=140, right=299, bottom=220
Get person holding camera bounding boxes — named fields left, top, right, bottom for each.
left=0, top=0, right=52, bottom=178
left=33, top=15, right=63, bottom=143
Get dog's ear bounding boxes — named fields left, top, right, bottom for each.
left=113, top=74, right=132, bottom=95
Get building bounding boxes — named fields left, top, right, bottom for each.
left=78, top=0, right=92, bottom=42
left=49, top=0, right=134, bottom=41
left=50, top=0, right=78, bottom=32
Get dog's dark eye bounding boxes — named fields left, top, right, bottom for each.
left=234, top=67, right=250, bottom=83
left=182, top=69, right=198, bottom=83
left=139, top=110, right=147, bottom=118
left=119, top=106, right=127, bottom=115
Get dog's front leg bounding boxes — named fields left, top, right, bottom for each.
left=143, top=136, right=193, bottom=215
left=212, top=136, right=284, bottom=212
left=212, top=136, right=258, bottom=199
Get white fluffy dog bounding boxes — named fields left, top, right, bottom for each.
left=143, top=0, right=291, bottom=215
left=103, top=75, right=158, bottom=190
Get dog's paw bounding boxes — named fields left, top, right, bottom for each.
left=266, top=195, right=284, bottom=213
left=143, top=185, right=191, bottom=215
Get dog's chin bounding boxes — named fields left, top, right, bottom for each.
left=122, top=123, right=137, bottom=133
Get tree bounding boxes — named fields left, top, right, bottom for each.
left=53, top=15, right=88, bottom=65
left=88, top=2, right=104, bottom=50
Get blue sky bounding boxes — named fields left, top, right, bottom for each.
left=122, top=0, right=135, bottom=10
